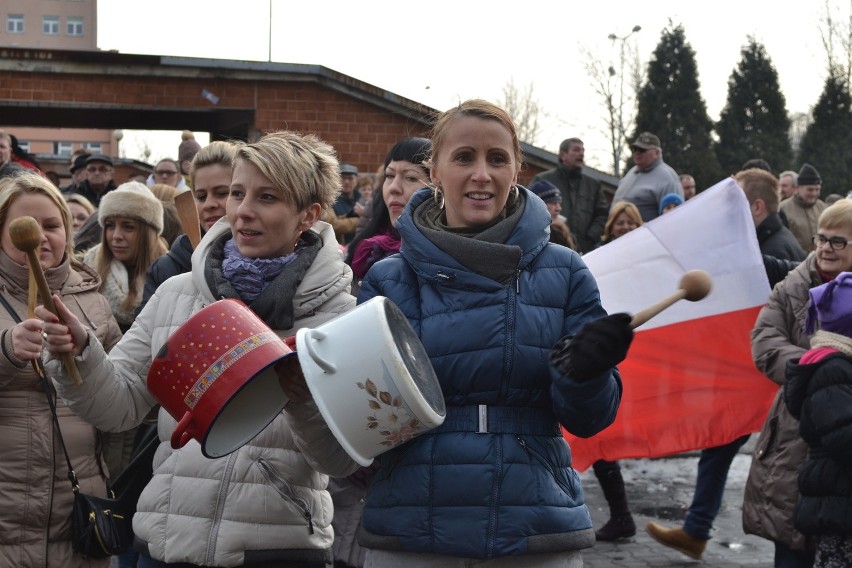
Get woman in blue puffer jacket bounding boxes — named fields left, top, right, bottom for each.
left=358, top=99, right=633, bottom=567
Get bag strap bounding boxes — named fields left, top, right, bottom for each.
left=0, top=293, right=80, bottom=492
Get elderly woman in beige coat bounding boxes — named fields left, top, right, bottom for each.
left=0, top=171, right=122, bottom=567
left=745, top=199, right=852, bottom=567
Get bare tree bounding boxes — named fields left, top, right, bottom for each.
left=580, top=26, right=643, bottom=176
left=789, top=111, right=813, bottom=156
left=819, top=0, right=852, bottom=85
left=498, top=78, right=544, bottom=146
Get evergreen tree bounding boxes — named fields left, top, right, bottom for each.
left=631, top=23, right=722, bottom=189
left=798, top=71, right=852, bottom=199
left=715, top=38, right=793, bottom=176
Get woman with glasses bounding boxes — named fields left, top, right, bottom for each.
left=745, top=199, right=852, bottom=567
left=146, top=158, right=186, bottom=190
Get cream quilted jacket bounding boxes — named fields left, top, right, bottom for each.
left=49, top=219, right=360, bottom=567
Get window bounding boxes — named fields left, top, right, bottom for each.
left=66, top=17, right=83, bottom=36
left=17, top=140, right=30, bottom=153
left=43, top=16, right=60, bottom=35
left=54, top=142, right=73, bottom=155
left=7, top=15, right=24, bottom=34
left=84, top=142, right=102, bottom=153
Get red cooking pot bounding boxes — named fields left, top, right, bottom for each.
left=147, top=299, right=295, bottom=458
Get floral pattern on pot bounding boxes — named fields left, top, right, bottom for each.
left=358, top=377, right=423, bottom=447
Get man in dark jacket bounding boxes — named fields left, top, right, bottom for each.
left=647, top=166, right=805, bottom=560
left=69, top=154, right=117, bottom=206
left=530, top=138, right=609, bottom=253
left=738, top=169, right=807, bottom=262
left=0, top=131, right=24, bottom=179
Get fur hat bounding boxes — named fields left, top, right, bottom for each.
left=805, top=272, right=852, bottom=336
left=98, top=181, right=164, bottom=234
left=797, top=163, right=822, bottom=186
left=178, top=131, right=202, bottom=164
left=529, top=180, right=561, bottom=204
left=659, top=193, right=684, bottom=214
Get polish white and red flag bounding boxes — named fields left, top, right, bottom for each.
left=566, top=178, right=779, bottom=471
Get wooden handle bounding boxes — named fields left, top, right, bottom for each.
left=630, top=289, right=687, bottom=329
left=629, top=270, right=713, bottom=329
left=174, top=190, right=202, bottom=250
left=25, top=249, right=83, bottom=385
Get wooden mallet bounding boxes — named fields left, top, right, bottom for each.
left=629, top=269, right=713, bottom=329
left=9, top=216, right=83, bottom=385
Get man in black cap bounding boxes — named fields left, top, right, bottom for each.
left=62, top=152, right=90, bottom=194
left=71, top=154, right=117, bottom=207
left=779, top=163, right=828, bottom=252
left=611, top=132, right=682, bottom=222
left=529, top=138, right=608, bottom=253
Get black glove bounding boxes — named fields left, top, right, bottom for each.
left=550, top=313, right=634, bottom=381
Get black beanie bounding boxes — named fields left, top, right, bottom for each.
left=797, top=163, right=822, bottom=186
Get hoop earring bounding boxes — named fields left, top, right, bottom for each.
left=510, top=185, right=519, bottom=202
left=433, top=188, right=445, bottom=210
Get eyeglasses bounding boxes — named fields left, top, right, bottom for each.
left=630, top=147, right=648, bottom=154
left=813, top=233, right=849, bottom=251
left=86, top=166, right=111, bottom=173
left=155, top=170, right=179, bottom=176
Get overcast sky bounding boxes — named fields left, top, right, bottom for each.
left=98, top=0, right=842, bottom=172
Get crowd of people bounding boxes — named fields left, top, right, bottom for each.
left=0, top=103, right=850, bottom=568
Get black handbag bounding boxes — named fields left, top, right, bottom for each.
left=65, top=420, right=158, bottom=558
left=0, top=294, right=155, bottom=558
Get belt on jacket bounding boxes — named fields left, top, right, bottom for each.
left=431, top=405, right=561, bottom=437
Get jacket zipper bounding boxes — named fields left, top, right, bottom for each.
left=206, top=452, right=239, bottom=563
left=516, top=436, right=575, bottom=499
left=497, top=270, right=521, bottom=405
left=256, top=458, right=315, bottom=534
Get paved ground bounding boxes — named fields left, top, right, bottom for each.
left=581, top=440, right=775, bottom=567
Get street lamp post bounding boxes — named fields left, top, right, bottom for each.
left=606, top=25, right=641, bottom=177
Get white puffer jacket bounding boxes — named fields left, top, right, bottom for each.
left=49, top=219, right=360, bottom=567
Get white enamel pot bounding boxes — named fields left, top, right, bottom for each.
left=296, top=296, right=445, bottom=466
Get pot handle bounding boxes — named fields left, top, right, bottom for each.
left=302, top=329, right=337, bottom=374
left=171, top=411, right=194, bottom=449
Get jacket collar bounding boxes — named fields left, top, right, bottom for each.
left=396, top=186, right=552, bottom=285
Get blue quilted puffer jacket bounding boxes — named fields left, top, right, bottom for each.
left=357, top=187, right=623, bottom=559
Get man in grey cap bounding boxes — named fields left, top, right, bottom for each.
left=611, top=132, right=682, bottom=222
left=779, top=163, right=828, bottom=252
left=330, top=162, right=361, bottom=244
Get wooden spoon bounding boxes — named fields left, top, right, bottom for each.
left=174, top=190, right=202, bottom=250
left=8, top=216, right=83, bottom=385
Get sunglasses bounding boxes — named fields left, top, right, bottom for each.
left=86, top=166, right=112, bottom=173
left=630, top=147, right=649, bottom=154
